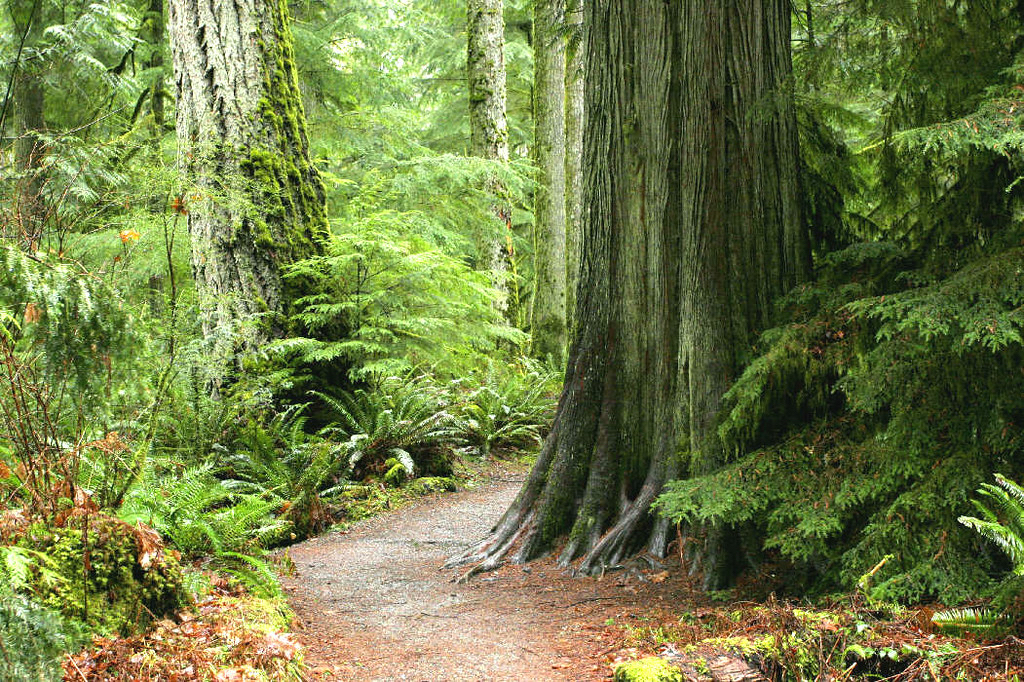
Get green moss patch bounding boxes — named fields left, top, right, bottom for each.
left=16, top=515, right=184, bottom=635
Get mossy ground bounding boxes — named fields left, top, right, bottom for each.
left=64, top=588, right=305, bottom=680
left=15, top=514, right=184, bottom=635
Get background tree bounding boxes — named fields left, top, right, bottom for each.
left=467, top=0, right=515, bottom=319
left=529, top=0, right=567, bottom=361
left=563, top=0, right=584, bottom=335
left=451, top=0, right=807, bottom=579
left=168, top=0, right=328, bottom=358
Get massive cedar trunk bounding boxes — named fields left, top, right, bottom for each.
left=168, top=0, right=328, bottom=352
left=564, top=0, right=585, bottom=336
left=530, top=0, right=567, bottom=360
left=450, top=0, right=807, bottom=581
left=467, top=0, right=514, bottom=318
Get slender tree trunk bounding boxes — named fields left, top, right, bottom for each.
left=467, top=0, right=515, bottom=319
left=14, top=78, right=45, bottom=247
left=449, top=0, right=807, bottom=583
left=8, top=0, right=46, bottom=247
left=530, top=0, right=567, bottom=361
left=145, top=0, right=166, bottom=132
left=168, top=0, right=328, bottom=358
left=564, top=0, right=584, bottom=337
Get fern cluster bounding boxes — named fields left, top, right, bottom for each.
left=0, top=594, right=82, bottom=682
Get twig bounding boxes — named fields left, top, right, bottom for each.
left=66, top=653, right=89, bottom=681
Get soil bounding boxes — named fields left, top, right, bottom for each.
left=281, top=462, right=697, bottom=681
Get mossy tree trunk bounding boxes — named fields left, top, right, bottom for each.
left=467, top=0, right=515, bottom=320
left=142, top=0, right=166, bottom=133
left=168, top=0, right=328, bottom=358
left=564, top=0, right=585, bottom=337
left=450, top=0, right=808, bottom=582
left=7, top=0, right=47, bottom=248
left=530, top=0, right=567, bottom=362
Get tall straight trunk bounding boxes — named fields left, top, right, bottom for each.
left=530, top=0, right=567, bottom=361
left=8, top=0, right=46, bottom=247
left=467, top=0, right=515, bottom=319
left=564, top=0, right=585, bottom=337
left=468, top=0, right=509, bottom=162
left=450, top=0, right=807, bottom=582
left=14, top=78, right=45, bottom=247
left=145, top=0, right=166, bottom=131
left=169, top=0, right=328, bottom=356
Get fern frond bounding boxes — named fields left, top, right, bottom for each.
left=931, top=607, right=1005, bottom=638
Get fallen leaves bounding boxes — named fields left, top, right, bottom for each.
left=64, top=591, right=306, bottom=681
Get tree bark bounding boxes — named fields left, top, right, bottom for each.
left=564, top=0, right=584, bottom=337
left=145, top=0, right=166, bottom=132
left=468, top=0, right=509, bottom=163
left=7, top=0, right=46, bottom=248
left=467, top=0, right=516, bottom=321
left=168, top=0, right=328, bottom=357
left=530, top=0, right=567, bottom=362
left=450, top=0, right=807, bottom=583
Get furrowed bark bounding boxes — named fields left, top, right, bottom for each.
left=169, top=0, right=328, bottom=362
left=564, top=0, right=585, bottom=337
left=450, top=0, right=807, bottom=585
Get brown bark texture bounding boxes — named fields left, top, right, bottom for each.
left=449, top=0, right=808, bottom=582
left=169, top=0, right=328, bottom=353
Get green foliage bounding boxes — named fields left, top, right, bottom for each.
left=118, top=462, right=286, bottom=597
left=613, top=657, right=683, bottom=682
left=658, top=236, right=1024, bottom=602
left=930, top=606, right=1005, bottom=639
left=930, top=473, right=1024, bottom=636
left=223, top=406, right=346, bottom=538
left=0, top=244, right=130, bottom=393
left=449, top=361, right=558, bottom=457
left=15, top=515, right=184, bottom=634
left=120, top=463, right=288, bottom=558
left=315, top=375, right=455, bottom=480
left=282, top=220, right=525, bottom=380
left=0, top=594, right=83, bottom=682
left=957, top=474, right=1024, bottom=574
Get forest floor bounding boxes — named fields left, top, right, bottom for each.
left=281, top=459, right=1024, bottom=682
left=282, top=459, right=704, bottom=681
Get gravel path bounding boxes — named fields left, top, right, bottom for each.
left=282, top=473, right=606, bottom=681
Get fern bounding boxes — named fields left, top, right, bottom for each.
left=119, top=462, right=288, bottom=557
left=0, top=595, right=83, bottom=682
left=957, top=474, right=1024, bottom=575
left=223, top=406, right=346, bottom=538
left=449, top=361, right=558, bottom=456
left=315, top=374, right=455, bottom=478
left=280, top=218, right=526, bottom=381
left=931, top=606, right=1006, bottom=639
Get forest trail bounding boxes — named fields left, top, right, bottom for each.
left=281, top=465, right=692, bottom=681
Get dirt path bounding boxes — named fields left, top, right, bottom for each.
left=282, top=470, right=693, bottom=681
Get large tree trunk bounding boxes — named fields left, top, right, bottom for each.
left=169, top=0, right=328, bottom=356
left=530, top=0, right=567, bottom=361
left=564, top=0, right=585, bottom=337
left=467, top=0, right=515, bottom=319
left=449, top=0, right=807, bottom=583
